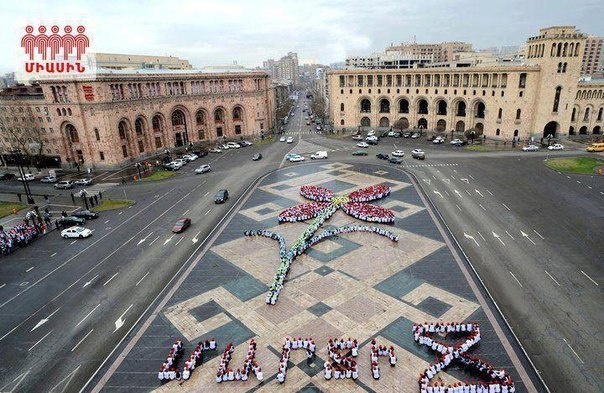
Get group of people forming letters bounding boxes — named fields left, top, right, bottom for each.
left=323, top=337, right=397, bottom=381
left=157, top=338, right=216, bottom=383
left=276, top=337, right=316, bottom=383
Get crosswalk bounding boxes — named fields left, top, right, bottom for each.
left=282, top=131, right=322, bottom=135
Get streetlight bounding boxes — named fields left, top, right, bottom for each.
left=15, top=151, right=35, bottom=204
left=135, top=162, right=142, bottom=180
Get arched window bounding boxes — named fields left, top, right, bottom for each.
left=94, top=128, right=100, bottom=141
left=557, top=62, right=562, bottom=73
left=214, top=108, right=224, bottom=123
left=556, top=43, right=562, bottom=57
left=574, top=43, right=580, bottom=56
left=569, top=43, right=574, bottom=56
left=56, top=108, right=61, bottom=116
left=417, top=99, right=428, bottom=114
left=340, top=119, right=344, bottom=125
left=474, top=102, right=485, bottom=118
left=399, top=99, right=409, bottom=113
left=516, top=109, right=521, bottom=120
left=152, top=115, right=163, bottom=132
left=551, top=43, right=556, bottom=57
left=118, top=121, right=128, bottom=140
left=67, top=108, right=72, bottom=116
left=360, top=99, right=371, bottom=113
left=437, top=100, right=447, bottom=115
left=571, top=107, right=577, bottom=121
left=61, top=108, right=67, bottom=116
left=456, top=101, right=466, bottom=117
left=379, top=99, right=390, bottom=113
left=196, top=110, right=206, bottom=125
left=233, top=107, right=242, bottom=121
left=172, top=110, right=186, bottom=126
left=340, top=103, right=344, bottom=112
left=497, top=108, right=502, bottom=119
left=562, top=63, right=567, bottom=73
left=66, top=124, right=79, bottom=143
left=135, top=118, right=145, bottom=135
left=562, top=42, right=568, bottom=57
left=597, top=107, right=603, bottom=121
left=496, top=129, right=500, bottom=136
left=584, top=107, right=590, bottom=122
left=553, top=86, right=561, bottom=113
left=513, top=129, right=519, bottom=137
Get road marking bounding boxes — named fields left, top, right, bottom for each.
left=566, top=176, right=571, bottom=179
left=75, top=304, right=101, bottom=327
left=454, top=189, right=463, bottom=198
left=455, top=204, right=462, bottom=212
left=433, top=190, right=444, bottom=198
left=192, top=231, right=201, bottom=244
left=464, top=232, right=480, bottom=247
left=137, top=231, right=154, bottom=246
left=71, top=330, right=94, bottom=352
left=0, top=370, right=30, bottom=392
left=0, top=284, right=5, bottom=289
left=135, top=272, right=150, bottom=287
left=477, top=231, right=486, bottom=241
left=545, top=270, right=561, bottom=286
left=465, top=189, right=472, bottom=196
left=82, top=274, right=98, bottom=288
left=580, top=270, right=599, bottom=286
left=118, top=212, right=123, bottom=215
left=114, top=304, right=134, bottom=332
left=103, top=272, right=119, bottom=287
left=163, top=234, right=175, bottom=245
left=25, top=266, right=34, bottom=272
left=442, top=178, right=451, bottom=184
left=50, top=252, right=57, bottom=257
left=492, top=231, right=505, bottom=245
left=475, top=189, right=484, bottom=197
left=479, top=204, right=486, bottom=211
left=587, top=186, right=592, bottom=190
left=444, top=190, right=450, bottom=197
left=576, top=180, right=581, bottom=184
left=600, top=191, right=604, bottom=196
left=31, top=307, right=61, bottom=332
left=505, top=230, right=515, bottom=240
left=183, top=209, right=190, bottom=215
left=204, top=192, right=209, bottom=196
left=502, top=203, right=511, bottom=211
left=70, top=240, right=77, bottom=245
left=104, top=220, right=110, bottom=224
left=423, top=179, right=431, bottom=185
left=184, top=192, right=191, bottom=197
left=175, top=237, right=184, bottom=246
left=469, top=175, right=475, bottom=180
left=486, top=189, right=493, bottom=196
left=509, top=271, right=523, bottom=288
left=148, top=235, right=160, bottom=246
left=28, top=329, right=53, bottom=351
left=533, top=229, right=545, bottom=239
left=563, top=338, right=584, bottom=363
left=205, top=209, right=211, bottom=215
left=450, top=175, right=456, bottom=180
left=520, top=231, right=536, bottom=245
left=460, top=178, right=469, bottom=184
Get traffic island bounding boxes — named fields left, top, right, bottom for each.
left=140, top=169, right=178, bottom=182
left=544, top=157, right=604, bottom=174
left=92, top=199, right=135, bottom=212
left=0, top=202, right=28, bottom=219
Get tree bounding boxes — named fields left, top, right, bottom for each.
left=311, top=95, right=326, bottom=121
left=4, top=125, right=47, bottom=169
left=464, top=128, right=483, bottom=144
left=393, top=118, right=409, bottom=131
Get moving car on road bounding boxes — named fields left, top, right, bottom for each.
left=289, top=154, right=305, bottom=162
left=389, top=157, right=403, bottom=164
left=226, top=142, right=241, bottom=149
left=0, top=172, right=16, bottom=180
left=72, top=210, right=99, bottom=219
left=17, top=173, right=35, bottom=182
left=280, top=136, right=287, bottom=142
left=41, top=176, right=57, bottom=183
left=450, top=138, right=467, bottom=146
left=352, top=134, right=363, bottom=141
left=586, top=142, right=604, bottom=152
left=214, top=189, right=229, bottom=204
left=352, top=150, right=368, bottom=156
left=60, top=216, right=86, bottom=226
left=367, top=130, right=376, bottom=136
left=55, top=180, right=74, bottom=189
left=61, top=226, right=92, bottom=239
left=357, top=142, right=369, bottom=148
left=411, top=149, right=426, bottom=160
left=286, top=137, right=294, bottom=143
left=522, top=144, right=539, bottom=152
left=75, top=178, right=93, bottom=186
left=547, top=143, right=564, bottom=151
left=172, top=217, right=191, bottom=233
left=391, top=150, right=405, bottom=157
left=310, top=151, right=328, bottom=159
left=252, top=153, right=263, bottom=161
left=376, top=153, right=389, bottom=160
left=433, top=136, right=445, bottom=144
left=365, top=135, right=378, bottom=142
left=195, top=164, right=211, bottom=174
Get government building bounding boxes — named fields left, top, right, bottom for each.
left=328, top=26, right=604, bottom=140
left=0, top=69, right=274, bottom=169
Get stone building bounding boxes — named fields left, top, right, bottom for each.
left=0, top=69, right=274, bottom=169
left=581, top=36, right=604, bottom=78
left=385, top=41, right=472, bottom=63
left=95, top=53, right=192, bottom=70
left=328, top=26, right=604, bottom=140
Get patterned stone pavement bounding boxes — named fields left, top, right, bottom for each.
left=100, top=162, right=543, bottom=392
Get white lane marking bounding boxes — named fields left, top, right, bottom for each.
left=184, top=192, right=191, bottom=197
left=28, top=329, right=53, bottom=351
left=137, top=231, right=154, bottom=246
left=444, top=190, right=450, bottom=197
left=70, top=240, right=77, bottom=245
left=71, top=329, right=94, bottom=352
left=600, top=192, right=604, bottom=196
left=475, top=189, right=484, bottom=197
left=502, top=203, right=511, bottom=211
left=183, top=209, right=190, bottom=215
left=455, top=204, right=462, bottom=212
left=486, top=189, right=493, bottom=196
left=566, top=176, right=571, bottom=179
left=204, top=192, right=209, bottom=197
left=135, top=272, right=150, bottom=287
left=433, top=190, right=444, bottom=198
left=576, top=180, right=581, bottom=184
left=148, top=235, right=160, bottom=246
left=454, top=189, right=463, bottom=198
left=477, top=231, right=486, bottom=241
left=0, top=370, right=30, bottom=392
left=580, top=270, right=599, bottom=286
left=103, top=272, right=119, bottom=287
left=175, top=237, right=184, bottom=246
left=469, top=175, right=475, bottom=180
left=479, top=204, right=486, bottom=211
left=205, top=209, right=211, bottom=215
left=423, top=179, right=431, bottom=185
left=587, top=186, right=592, bottom=190
left=75, top=304, right=101, bottom=327
left=0, top=284, right=5, bottom=289
left=114, top=304, right=134, bottom=332
left=509, top=271, right=523, bottom=288
left=545, top=270, right=561, bottom=286
left=562, top=338, right=584, bottom=363
left=492, top=232, right=505, bottom=245
left=118, top=212, right=123, bottom=215
left=128, top=206, right=132, bottom=209
left=25, top=266, right=34, bottom=273
left=505, top=230, right=515, bottom=240
left=520, top=231, right=536, bottom=245
left=163, top=234, right=175, bottom=245
left=192, top=231, right=201, bottom=244
left=104, top=220, right=110, bottom=224
left=82, top=274, right=98, bottom=288
left=464, top=232, right=480, bottom=247
left=50, top=252, right=57, bottom=257
left=465, top=189, right=472, bottom=196
left=30, top=307, right=62, bottom=332
left=460, top=178, right=469, bottom=184
left=533, top=229, right=545, bottom=239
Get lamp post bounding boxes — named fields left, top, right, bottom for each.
left=15, top=152, right=35, bottom=204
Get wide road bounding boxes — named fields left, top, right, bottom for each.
left=0, top=95, right=309, bottom=392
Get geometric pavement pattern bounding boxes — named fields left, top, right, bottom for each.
left=103, top=162, right=537, bottom=392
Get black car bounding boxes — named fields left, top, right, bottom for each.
left=252, top=153, right=262, bottom=161
left=0, top=173, right=16, bottom=180
left=61, top=216, right=86, bottom=226
left=389, top=157, right=403, bottom=164
left=214, top=189, right=229, bottom=204
left=376, top=153, right=389, bottom=160
left=72, top=210, right=99, bottom=219
left=193, top=150, right=208, bottom=157
left=367, top=139, right=379, bottom=145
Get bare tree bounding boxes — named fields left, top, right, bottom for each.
left=464, top=128, right=483, bottom=144
left=393, top=118, right=409, bottom=131
left=4, top=126, right=46, bottom=169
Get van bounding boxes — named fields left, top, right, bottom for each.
left=310, top=151, right=328, bottom=159
left=586, top=142, right=604, bottom=152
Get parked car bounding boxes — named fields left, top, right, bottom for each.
left=411, top=149, right=426, bottom=160
left=310, top=151, right=328, bottom=159
left=389, top=157, right=403, bottom=164
left=226, top=142, right=241, bottom=149
left=391, top=150, right=405, bottom=157
left=61, top=226, right=92, bottom=239
left=367, top=130, right=376, bottom=136
left=17, top=173, right=35, bottom=182
left=174, top=158, right=187, bottom=166
left=450, top=138, right=467, bottom=146
left=402, top=132, right=411, bottom=138
left=376, top=153, right=389, bottom=160
left=182, top=154, right=197, bottom=161
left=547, top=143, right=564, bottom=151
left=195, top=164, right=211, bottom=174
left=40, top=176, right=58, bottom=183
left=306, top=121, right=311, bottom=125
left=219, top=144, right=230, bottom=150
left=240, top=140, right=253, bottom=146
left=522, top=144, right=539, bottom=152
left=209, top=148, right=222, bottom=153
left=387, top=131, right=400, bottom=137
left=163, top=162, right=180, bottom=171
left=365, top=135, right=379, bottom=142
left=357, top=142, right=369, bottom=148
left=74, top=178, right=93, bottom=186
left=367, top=139, right=379, bottom=145
left=286, top=137, right=294, bottom=143
left=427, top=135, right=437, bottom=141
left=411, top=133, right=420, bottom=139
left=352, top=150, right=368, bottom=156
left=289, top=154, right=305, bottom=162
left=192, top=150, right=208, bottom=157
left=214, top=189, right=229, bottom=204
left=60, top=216, right=85, bottom=226
left=252, top=153, right=263, bottom=161
left=433, top=136, right=445, bottom=144
left=0, top=173, right=16, bottom=180
left=352, top=134, right=363, bottom=141
left=172, top=217, right=191, bottom=233
left=72, top=210, right=99, bottom=219
left=55, top=180, right=74, bottom=189
left=285, top=153, right=298, bottom=160
left=280, top=136, right=287, bottom=142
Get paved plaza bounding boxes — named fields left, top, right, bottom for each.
left=99, top=162, right=543, bottom=392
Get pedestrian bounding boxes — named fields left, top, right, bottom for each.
left=17, top=193, right=22, bottom=202
left=122, top=178, right=126, bottom=185
left=62, top=210, right=67, bottom=217
left=94, top=195, right=98, bottom=205
left=99, top=191, right=103, bottom=199
left=55, top=219, right=60, bottom=229
left=70, top=193, right=75, bottom=204
left=89, top=196, right=94, bottom=207
left=44, top=194, right=49, bottom=202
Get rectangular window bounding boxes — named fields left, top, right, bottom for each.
left=76, top=149, right=84, bottom=163
left=235, top=125, right=241, bottom=134
left=339, top=76, right=345, bottom=87
left=155, top=136, right=162, bottom=148
left=122, top=145, right=128, bottom=158
left=377, top=75, right=383, bottom=86
left=216, top=127, right=223, bottom=137
left=99, top=151, right=105, bottom=160
left=198, top=129, right=205, bottom=140
left=518, top=73, right=527, bottom=88
left=138, top=140, right=145, bottom=152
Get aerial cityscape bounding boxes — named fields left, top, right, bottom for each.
left=0, top=1, right=602, bottom=392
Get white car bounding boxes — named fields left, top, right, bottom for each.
left=432, top=136, right=444, bottom=144
left=391, top=150, right=405, bottom=157
left=40, top=176, right=57, bottom=183
left=352, top=134, right=363, bottom=141
left=387, top=131, right=398, bottom=137
left=182, top=154, right=197, bottom=161
left=522, top=144, right=539, bottom=152
left=365, top=135, right=378, bottom=142
left=220, top=144, right=230, bottom=150
left=311, top=151, right=328, bottom=159
left=169, top=161, right=184, bottom=169
left=174, top=158, right=187, bottom=166
left=286, top=137, right=294, bottom=143
left=280, top=136, right=287, bottom=142
left=449, top=138, right=464, bottom=145
left=411, top=133, right=420, bottom=139
left=548, top=143, right=564, bottom=151
left=61, top=226, right=92, bottom=239
left=289, top=154, right=305, bottom=162
left=209, top=148, right=222, bottom=153
left=226, top=142, right=241, bottom=149
left=357, top=142, right=369, bottom=148
left=195, top=164, right=211, bottom=174
left=17, top=173, right=35, bottom=182
left=367, top=130, right=376, bottom=136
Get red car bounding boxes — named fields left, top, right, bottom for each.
left=172, top=218, right=191, bottom=233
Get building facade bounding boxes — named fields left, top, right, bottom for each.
left=0, top=70, right=274, bottom=169
left=346, top=52, right=432, bottom=69
left=328, top=26, right=604, bottom=140
left=385, top=42, right=473, bottom=63
left=581, top=36, right=604, bottom=78
left=262, top=52, right=300, bottom=86
left=95, top=53, right=192, bottom=70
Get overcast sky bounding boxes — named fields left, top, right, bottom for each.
left=2, top=0, right=603, bottom=72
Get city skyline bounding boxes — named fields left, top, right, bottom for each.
left=1, top=0, right=603, bottom=72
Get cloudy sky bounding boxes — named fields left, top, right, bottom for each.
left=2, top=0, right=603, bottom=71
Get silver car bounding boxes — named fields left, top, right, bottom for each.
left=195, top=164, right=211, bottom=174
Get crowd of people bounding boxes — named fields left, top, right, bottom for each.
left=413, top=322, right=516, bottom=393
left=158, top=338, right=216, bottom=384
left=324, top=338, right=359, bottom=380
left=369, top=338, right=397, bottom=380
left=300, top=185, right=334, bottom=202
left=347, top=184, right=391, bottom=203
left=0, top=222, right=39, bottom=256
left=340, top=202, right=395, bottom=223
left=216, top=339, right=263, bottom=382
left=278, top=202, right=330, bottom=223
left=308, top=225, right=399, bottom=248
left=276, top=337, right=316, bottom=383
